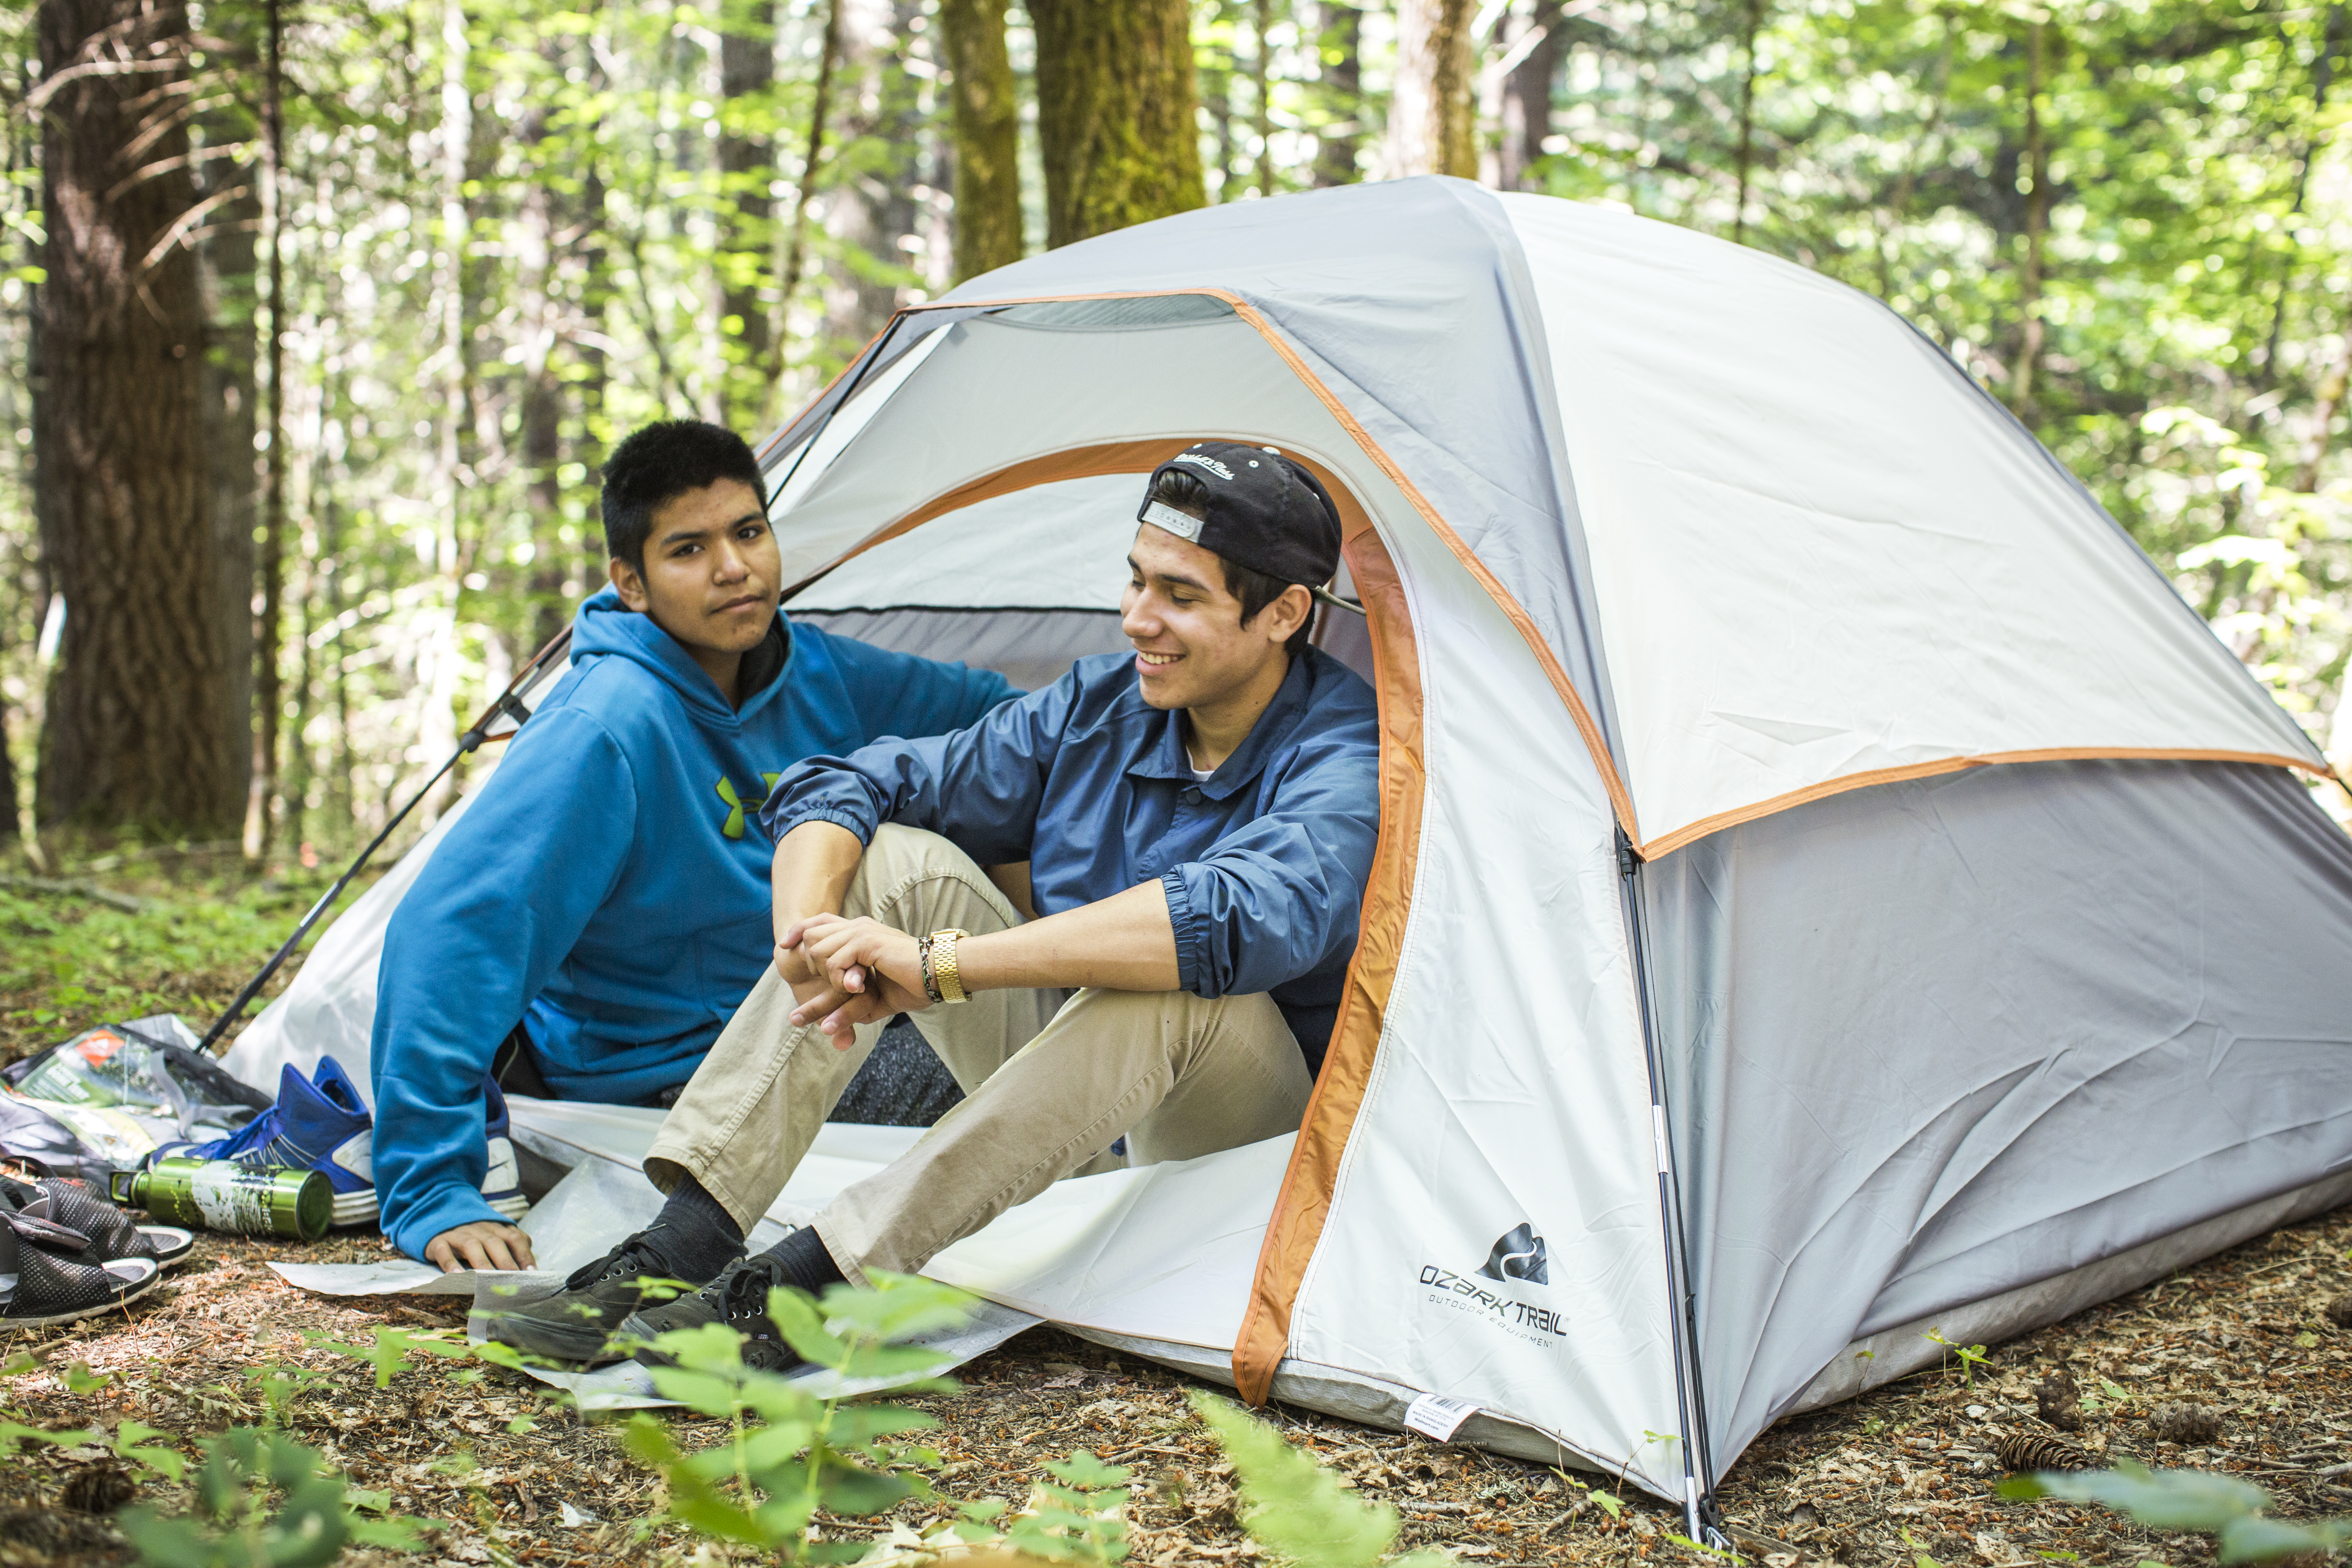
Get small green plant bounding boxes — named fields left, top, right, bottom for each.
left=246, top=1366, right=328, bottom=1429
left=306, top=1325, right=471, bottom=1389
left=107, top=1419, right=189, bottom=1484
left=116, top=1426, right=422, bottom=1567
left=1546, top=1467, right=1625, bottom=1522
left=1922, top=1327, right=1991, bottom=1389
left=1902, top=1526, right=1942, bottom=1568
left=2002, top=1459, right=2352, bottom=1561
left=1189, top=1392, right=1447, bottom=1568
left=620, top=1270, right=974, bottom=1561
left=1000, top=1451, right=1134, bottom=1565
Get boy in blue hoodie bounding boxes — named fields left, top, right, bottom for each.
left=369, top=421, right=1019, bottom=1273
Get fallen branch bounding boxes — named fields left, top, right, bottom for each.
left=0, top=874, right=145, bottom=913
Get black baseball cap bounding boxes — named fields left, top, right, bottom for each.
left=1136, top=440, right=1343, bottom=588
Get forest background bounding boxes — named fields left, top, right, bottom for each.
left=6, top=0, right=2350, bottom=863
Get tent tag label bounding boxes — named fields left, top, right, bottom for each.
left=1403, top=1392, right=1480, bottom=1442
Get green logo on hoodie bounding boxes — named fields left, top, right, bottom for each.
left=716, top=772, right=784, bottom=840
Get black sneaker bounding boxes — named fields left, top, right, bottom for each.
left=621, top=1253, right=812, bottom=1375
left=481, top=1227, right=729, bottom=1368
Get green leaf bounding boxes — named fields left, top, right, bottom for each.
left=1190, top=1391, right=1397, bottom=1568
left=2219, top=1514, right=2352, bottom=1563
left=0, top=1421, right=75, bottom=1457
left=63, top=1361, right=114, bottom=1395
left=1046, top=1450, right=1134, bottom=1491
left=346, top=1514, right=428, bottom=1553
left=2030, top=1462, right=2274, bottom=1531
left=764, top=1284, right=852, bottom=1367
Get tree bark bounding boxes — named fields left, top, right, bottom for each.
left=1731, top=0, right=1764, bottom=244
left=771, top=0, right=843, bottom=412
left=1029, top=0, right=1206, bottom=246
left=1311, top=2, right=1362, bottom=186
left=2012, top=17, right=2051, bottom=424
left=193, top=93, right=254, bottom=828
left=1388, top=0, right=1477, bottom=179
left=1499, top=0, right=1565, bottom=190
left=718, top=0, right=775, bottom=429
left=939, top=0, right=1022, bottom=279
left=1253, top=0, right=1274, bottom=197
left=243, top=0, right=286, bottom=861
left=31, top=0, right=238, bottom=836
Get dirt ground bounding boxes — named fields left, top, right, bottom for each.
left=6, top=1195, right=2352, bottom=1568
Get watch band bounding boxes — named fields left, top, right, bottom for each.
left=930, top=928, right=971, bottom=1004
left=917, top=934, right=945, bottom=1005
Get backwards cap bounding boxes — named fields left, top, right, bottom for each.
left=1137, top=441, right=1343, bottom=587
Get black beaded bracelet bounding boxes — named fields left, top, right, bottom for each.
left=917, top=934, right=945, bottom=1005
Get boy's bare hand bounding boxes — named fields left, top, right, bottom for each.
left=424, top=1220, right=536, bottom=1273
left=782, top=913, right=926, bottom=1045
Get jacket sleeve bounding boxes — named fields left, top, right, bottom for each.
left=760, top=670, right=1076, bottom=865
left=817, top=628, right=1023, bottom=741
left=1162, top=725, right=1381, bottom=1000
left=368, top=707, right=637, bottom=1260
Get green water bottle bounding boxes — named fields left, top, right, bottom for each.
left=110, top=1158, right=333, bottom=1243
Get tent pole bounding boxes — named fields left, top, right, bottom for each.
left=1616, top=827, right=1727, bottom=1548
left=197, top=627, right=577, bottom=1057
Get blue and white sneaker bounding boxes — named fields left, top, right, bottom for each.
left=150, top=1056, right=526, bottom=1227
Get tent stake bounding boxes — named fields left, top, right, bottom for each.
left=198, top=629, right=576, bottom=1057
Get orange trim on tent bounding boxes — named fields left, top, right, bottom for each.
left=1230, top=519, right=1423, bottom=1406
left=1632, top=746, right=2336, bottom=861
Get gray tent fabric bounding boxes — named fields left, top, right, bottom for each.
left=926, top=177, right=1630, bottom=779
left=1642, top=759, right=2352, bottom=1461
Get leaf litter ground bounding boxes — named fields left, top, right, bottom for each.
left=6, top=875, right=2352, bottom=1565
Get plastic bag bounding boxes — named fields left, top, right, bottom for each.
left=1, top=1015, right=268, bottom=1176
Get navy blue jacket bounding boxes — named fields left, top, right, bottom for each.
left=762, top=647, right=1382, bottom=1064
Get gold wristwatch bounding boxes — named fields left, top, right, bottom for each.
left=929, top=928, right=971, bottom=1004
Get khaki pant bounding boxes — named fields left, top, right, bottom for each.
left=643, top=825, right=1315, bottom=1279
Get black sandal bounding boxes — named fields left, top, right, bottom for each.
left=0, top=1205, right=159, bottom=1328
left=1, top=1173, right=193, bottom=1269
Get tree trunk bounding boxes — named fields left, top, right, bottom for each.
left=518, top=96, right=567, bottom=652
left=1731, top=0, right=1764, bottom=244
left=1029, top=0, right=1206, bottom=246
left=193, top=122, right=254, bottom=829
left=718, top=0, right=776, bottom=429
left=1254, top=0, right=1275, bottom=197
left=825, top=0, right=924, bottom=351
left=771, top=0, right=844, bottom=412
left=939, top=0, right=1022, bottom=280
left=1388, top=0, right=1478, bottom=179
left=2012, top=17, right=2051, bottom=424
left=243, top=0, right=286, bottom=862
left=1312, top=3, right=1362, bottom=186
left=1499, top=0, right=1565, bottom=190
left=31, top=0, right=237, bottom=836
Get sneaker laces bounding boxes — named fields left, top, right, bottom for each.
left=568, top=1229, right=672, bottom=1291
left=721, top=1255, right=791, bottom=1325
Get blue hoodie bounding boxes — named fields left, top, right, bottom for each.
left=370, top=588, right=1018, bottom=1259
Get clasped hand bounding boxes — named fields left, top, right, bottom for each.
left=775, top=914, right=929, bottom=1047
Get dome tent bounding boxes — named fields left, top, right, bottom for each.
left=230, top=178, right=2352, bottom=1538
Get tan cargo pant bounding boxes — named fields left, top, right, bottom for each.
left=643, top=825, right=1316, bottom=1279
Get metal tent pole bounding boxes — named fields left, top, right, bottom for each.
left=198, top=626, right=577, bottom=1056
left=1616, top=826, right=1727, bottom=1548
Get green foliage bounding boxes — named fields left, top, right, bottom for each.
left=116, top=1427, right=423, bottom=1567
left=620, top=1270, right=973, bottom=1562
left=1922, top=1327, right=1992, bottom=1389
left=245, top=1365, right=328, bottom=1430
left=108, top=1419, right=190, bottom=1486
left=305, top=1324, right=471, bottom=1389
left=1188, top=1392, right=1448, bottom=1568
left=1000, top=1450, right=1133, bottom=1565
left=2001, top=1458, right=2352, bottom=1562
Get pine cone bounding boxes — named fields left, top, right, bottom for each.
left=2326, top=1295, right=2352, bottom=1330
left=2034, top=1371, right=2082, bottom=1432
left=1997, top=1431, right=2094, bottom=1473
left=57, top=1460, right=135, bottom=1516
left=2149, top=1401, right=2224, bottom=1446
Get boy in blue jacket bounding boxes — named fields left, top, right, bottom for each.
left=370, top=421, right=1018, bottom=1272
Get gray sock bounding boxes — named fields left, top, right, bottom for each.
left=646, top=1173, right=745, bottom=1285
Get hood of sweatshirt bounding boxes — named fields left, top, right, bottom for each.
left=566, top=585, right=793, bottom=730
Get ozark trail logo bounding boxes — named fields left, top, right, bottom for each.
left=1416, top=1220, right=1565, bottom=1342
left=715, top=772, right=784, bottom=840
left=1478, top=1222, right=1549, bottom=1285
